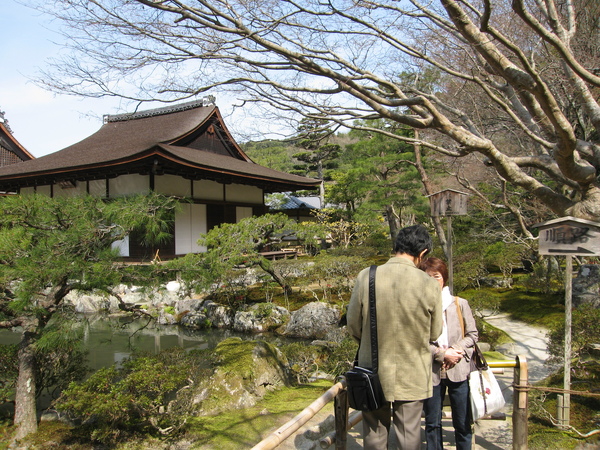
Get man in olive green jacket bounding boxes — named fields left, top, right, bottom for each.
left=347, top=224, right=443, bottom=449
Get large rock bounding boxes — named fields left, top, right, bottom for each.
left=70, top=294, right=115, bottom=313
left=180, top=311, right=211, bottom=328
left=64, top=283, right=190, bottom=314
left=203, top=300, right=235, bottom=328
left=573, top=264, right=600, bottom=308
left=190, top=337, right=291, bottom=415
left=233, top=303, right=291, bottom=333
left=281, top=302, right=341, bottom=339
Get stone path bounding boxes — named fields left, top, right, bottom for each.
left=277, top=312, right=552, bottom=449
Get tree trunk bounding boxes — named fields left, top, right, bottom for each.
left=258, top=259, right=293, bottom=296
left=385, top=204, right=401, bottom=241
left=13, top=329, right=38, bottom=441
left=319, top=180, right=325, bottom=210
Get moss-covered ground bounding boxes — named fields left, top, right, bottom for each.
left=1, top=381, right=333, bottom=449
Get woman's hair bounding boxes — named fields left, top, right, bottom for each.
left=418, top=257, right=448, bottom=286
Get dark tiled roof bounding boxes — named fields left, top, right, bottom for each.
left=0, top=101, right=319, bottom=192
left=157, top=144, right=321, bottom=188
left=280, top=196, right=321, bottom=210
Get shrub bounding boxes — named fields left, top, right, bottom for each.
left=453, top=242, right=487, bottom=291
left=54, top=347, right=205, bottom=444
left=483, top=241, right=523, bottom=278
left=547, top=304, right=600, bottom=373
left=298, top=254, right=367, bottom=305
left=523, top=258, right=563, bottom=293
left=281, top=334, right=357, bottom=383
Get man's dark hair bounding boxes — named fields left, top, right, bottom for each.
left=393, top=224, right=432, bottom=257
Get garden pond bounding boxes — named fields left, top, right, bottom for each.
left=0, top=314, right=302, bottom=414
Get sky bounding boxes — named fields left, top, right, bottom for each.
left=0, top=1, right=280, bottom=159
left=0, top=1, right=129, bottom=157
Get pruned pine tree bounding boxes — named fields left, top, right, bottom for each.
left=0, top=193, right=179, bottom=440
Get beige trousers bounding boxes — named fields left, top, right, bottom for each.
left=362, top=400, right=424, bottom=449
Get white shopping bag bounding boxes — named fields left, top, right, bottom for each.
left=469, top=368, right=506, bottom=420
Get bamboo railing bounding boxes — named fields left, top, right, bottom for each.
left=253, top=356, right=529, bottom=450
left=251, top=380, right=346, bottom=450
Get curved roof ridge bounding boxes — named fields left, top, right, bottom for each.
left=104, top=97, right=215, bottom=123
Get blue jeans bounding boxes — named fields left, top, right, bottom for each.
left=423, top=378, right=472, bottom=450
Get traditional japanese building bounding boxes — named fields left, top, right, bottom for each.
left=0, top=100, right=319, bottom=259
left=0, top=110, right=34, bottom=167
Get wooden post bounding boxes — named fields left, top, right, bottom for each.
left=513, top=355, right=528, bottom=450
left=334, top=378, right=349, bottom=450
left=561, top=255, right=573, bottom=427
left=426, top=189, right=468, bottom=294
left=447, top=215, right=453, bottom=294
left=320, top=411, right=363, bottom=449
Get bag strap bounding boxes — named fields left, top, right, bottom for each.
left=455, top=296, right=465, bottom=338
left=368, top=265, right=378, bottom=373
left=455, top=296, right=488, bottom=371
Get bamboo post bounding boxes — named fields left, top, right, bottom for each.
left=334, top=377, right=349, bottom=450
left=252, top=381, right=346, bottom=450
left=513, top=355, right=528, bottom=450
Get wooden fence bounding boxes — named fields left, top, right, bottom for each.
left=253, top=355, right=529, bottom=450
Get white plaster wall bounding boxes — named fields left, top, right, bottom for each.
left=53, top=183, right=87, bottom=198
left=88, top=179, right=106, bottom=197
left=35, top=185, right=52, bottom=196
left=193, top=179, right=223, bottom=201
left=109, top=174, right=150, bottom=196
left=112, top=235, right=130, bottom=257
left=236, top=206, right=253, bottom=222
left=226, top=183, right=262, bottom=203
left=175, top=203, right=207, bottom=254
left=155, top=174, right=191, bottom=197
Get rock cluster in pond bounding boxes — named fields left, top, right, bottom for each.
left=64, top=283, right=343, bottom=340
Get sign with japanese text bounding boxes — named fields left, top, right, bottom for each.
left=427, top=189, right=469, bottom=217
left=534, top=217, right=600, bottom=256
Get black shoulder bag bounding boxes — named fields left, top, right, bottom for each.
left=345, top=265, right=386, bottom=411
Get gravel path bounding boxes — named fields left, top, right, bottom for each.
left=277, top=313, right=553, bottom=449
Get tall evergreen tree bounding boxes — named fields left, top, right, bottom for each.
left=291, top=118, right=340, bottom=206
left=328, top=120, right=430, bottom=239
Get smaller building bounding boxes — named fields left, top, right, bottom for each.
left=273, top=195, right=322, bottom=222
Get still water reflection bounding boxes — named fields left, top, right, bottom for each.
left=1, top=314, right=295, bottom=372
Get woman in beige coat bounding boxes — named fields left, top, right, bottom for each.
left=418, top=257, right=478, bottom=450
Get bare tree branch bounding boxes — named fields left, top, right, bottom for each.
left=31, top=0, right=600, bottom=220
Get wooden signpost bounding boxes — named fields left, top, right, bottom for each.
left=427, top=189, right=469, bottom=293
left=533, top=216, right=600, bottom=427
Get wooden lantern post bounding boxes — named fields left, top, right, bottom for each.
left=533, top=216, right=600, bottom=427
left=427, top=189, right=469, bottom=294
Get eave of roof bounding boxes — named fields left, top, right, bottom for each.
left=0, top=101, right=319, bottom=193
